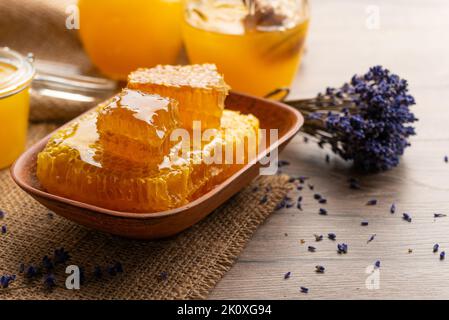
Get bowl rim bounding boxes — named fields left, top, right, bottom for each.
left=10, top=91, right=303, bottom=219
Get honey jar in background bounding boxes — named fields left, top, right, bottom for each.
left=182, top=0, right=310, bottom=96
left=78, top=0, right=183, bottom=80
left=0, top=48, right=35, bottom=169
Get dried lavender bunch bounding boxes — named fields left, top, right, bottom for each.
left=286, top=66, right=417, bottom=171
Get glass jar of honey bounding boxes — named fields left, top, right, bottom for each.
left=182, top=0, right=309, bottom=96
left=0, top=48, right=35, bottom=169
left=78, top=0, right=183, bottom=80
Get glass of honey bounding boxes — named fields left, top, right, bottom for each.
left=182, top=0, right=310, bottom=96
left=78, top=0, right=183, bottom=80
left=0, top=48, right=35, bottom=169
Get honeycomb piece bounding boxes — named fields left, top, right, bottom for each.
left=128, top=64, right=229, bottom=130
left=97, top=89, right=179, bottom=163
left=37, top=109, right=260, bottom=213
left=201, top=110, right=260, bottom=188
left=37, top=111, right=192, bottom=212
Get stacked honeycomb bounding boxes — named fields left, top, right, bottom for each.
left=96, top=89, right=179, bottom=164
left=37, top=64, right=259, bottom=213
left=128, top=64, right=229, bottom=130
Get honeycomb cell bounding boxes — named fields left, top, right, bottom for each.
left=97, top=89, right=179, bottom=164
left=36, top=109, right=259, bottom=213
left=128, top=64, right=229, bottom=130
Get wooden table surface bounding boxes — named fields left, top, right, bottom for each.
left=209, top=0, right=449, bottom=299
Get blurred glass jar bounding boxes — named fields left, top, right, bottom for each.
left=78, top=0, right=183, bottom=80
left=182, top=0, right=309, bottom=96
left=0, top=48, right=35, bottom=169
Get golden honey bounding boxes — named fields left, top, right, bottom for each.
left=37, top=109, right=259, bottom=212
left=128, top=64, right=229, bottom=130
left=0, top=48, right=34, bottom=169
left=78, top=0, right=183, bottom=80
left=97, top=89, right=179, bottom=164
left=37, top=66, right=260, bottom=213
left=182, top=0, right=309, bottom=96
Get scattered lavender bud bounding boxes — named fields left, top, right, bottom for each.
left=259, top=195, right=268, bottom=204
left=298, top=176, right=309, bottom=184
left=361, top=221, right=369, bottom=226
left=440, top=251, right=446, bottom=260
left=445, top=155, right=448, bottom=163
left=0, top=275, right=16, bottom=289
left=408, top=249, right=413, bottom=254
left=275, top=196, right=293, bottom=210
left=18, top=263, right=25, bottom=273
left=325, top=154, right=330, bottom=163
left=374, top=260, right=381, bottom=268
left=313, top=194, right=322, bottom=200
left=288, top=177, right=296, bottom=183
left=158, top=271, right=168, bottom=282
left=315, top=265, right=325, bottom=273
left=284, top=272, right=291, bottom=279
left=114, top=262, right=123, bottom=273
left=47, top=212, right=54, bottom=219
left=308, top=184, right=314, bottom=190
left=25, top=265, right=38, bottom=278
left=308, top=246, right=316, bottom=252
left=107, top=266, right=117, bottom=276
left=93, top=266, right=102, bottom=279
left=349, top=178, right=361, bottom=190
left=367, top=234, right=376, bottom=244
left=277, top=160, right=290, bottom=168
left=390, top=203, right=396, bottom=214
left=314, top=234, right=323, bottom=242
left=42, top=256, right=54, bottom=271
left=43, top=274, right=56, bottom=289
left=285, top=197, right=295, bottom=208
left=337, top=243, right=348, bottom=254
left=1, top=225, right=6, bottom=234
left=296, top=202, right=302, bottom=211
left=318, top=198, right=327, bottom=204
left=319, top=208, right=328, bottom=216
left=328, top=233, right=336, bottom=241
left=296, top=185, right=303, bottom=191
left=434, top=213, right=447, bottom=218
left=300, top=286, right=309, bottom=294
left=403, top=213, right=412, bottom=222
left=0, top=210, right=4, bottom=219
left=297, top=196, right=303, bottom=203
left=366, top=199, right=377, bottom=206
left=433, top=244, right=440, bottom=253
left=275, top=200, right=286, bottom=211
left=53, top=248, right=70, bottom=265
left=349, top=182, right=361, bottom=189
left=79, top=267, right=86, bottom=285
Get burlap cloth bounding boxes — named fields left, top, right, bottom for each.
left=0, top=1, right=292, bottom=299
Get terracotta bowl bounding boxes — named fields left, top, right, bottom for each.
left=11, top=91, right=303, bottom=239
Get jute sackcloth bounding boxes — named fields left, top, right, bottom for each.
left=0, top=1, right=294, bottom=299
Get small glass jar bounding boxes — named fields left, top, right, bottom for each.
left=183, top=0, right=310, bottom=96
left=0, top=47, right=35, bottom=169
